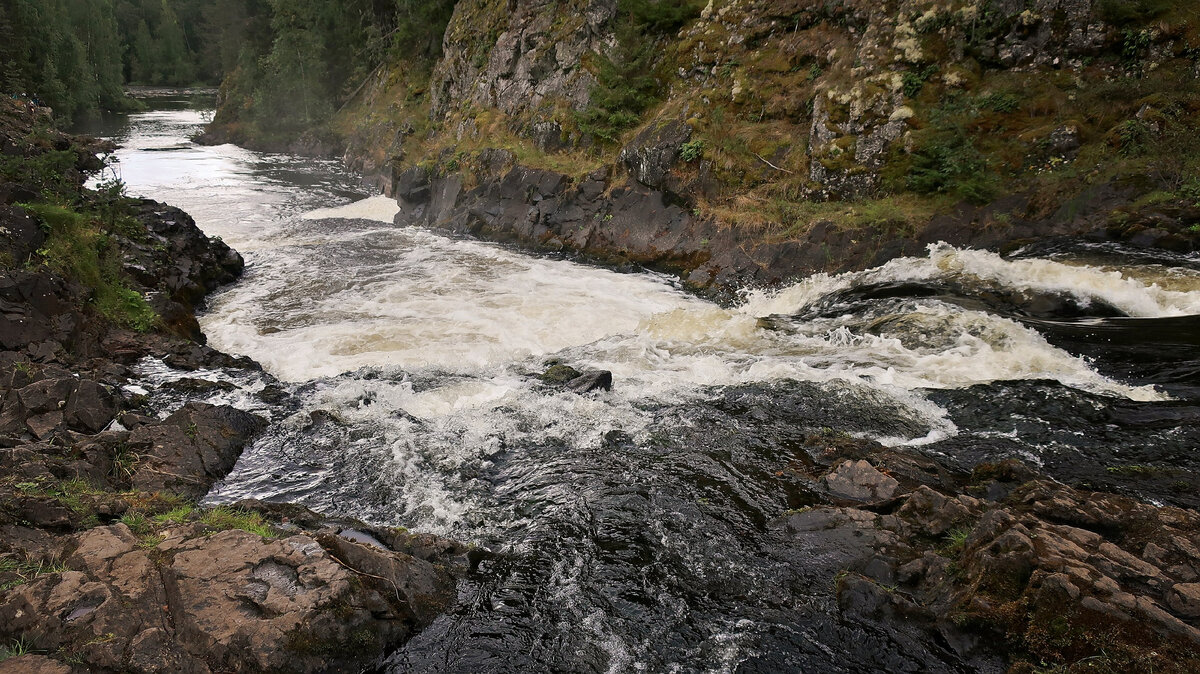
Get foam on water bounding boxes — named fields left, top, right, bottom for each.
left=101, top=101, right=1200, bottom=674
left=301, top=194, right=399, bottom=222
left=199, top=200, right=1176, bottom=405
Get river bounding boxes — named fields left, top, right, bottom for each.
left=82, top=92, right=1200, bottom=673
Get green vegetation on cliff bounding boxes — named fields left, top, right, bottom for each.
left=212, top=0, right=455, bottom=144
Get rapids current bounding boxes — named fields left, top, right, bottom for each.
left=87, top=93, right=1200, bottom=672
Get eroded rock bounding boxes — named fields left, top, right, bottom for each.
left=127, top=402, right=267, bottom=499
left=821, top=459, right=900, bottom=502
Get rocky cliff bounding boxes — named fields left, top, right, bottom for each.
left=202, top=0, right=1200, bottom=290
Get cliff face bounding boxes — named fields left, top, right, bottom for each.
left=212, top=0, right=1200, bottom=287
left=430, top=0, right=615, bottom=121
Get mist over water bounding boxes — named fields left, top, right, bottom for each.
left=93, top=93, right=1200, bottom=673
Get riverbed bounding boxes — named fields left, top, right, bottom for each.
left=84, top=92, right=1200, bottom=673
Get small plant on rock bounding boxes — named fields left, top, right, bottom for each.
left=679, top=138, right=704, bottom=162
left=0, top=637, right=33, bottom=662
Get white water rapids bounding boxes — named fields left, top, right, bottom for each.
left=88, top=95, right=1200, bottom=672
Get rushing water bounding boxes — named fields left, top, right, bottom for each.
left=87, top=92, right=1200, bottom=673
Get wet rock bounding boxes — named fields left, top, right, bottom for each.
left=568, top=370, right=612, bottom=393
left=127, top=402, right=267, bottom=499
left=822, top=459, right=899, bottom=502
left=539, top=363, right=581, bottom=384
left=537, top=363, right=613, bottom=393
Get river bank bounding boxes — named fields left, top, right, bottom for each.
left=199, top=0, right=1200, bottom=295
left=0, top=97, right=468, bottom=672
left=7, top=92, right=1200, bottom=673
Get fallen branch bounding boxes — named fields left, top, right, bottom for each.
left=754, top=153, right=795, bottom=174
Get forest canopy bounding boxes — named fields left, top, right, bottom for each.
left=0, top=0, right=452, bottom=127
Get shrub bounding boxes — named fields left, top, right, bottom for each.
left=907, top=128, right=997, bottom=204
left=621, top=0, right=704, bottom=34
left=679, top=138, right=704, bottom=161
left=575, top=21, right=662, bottom=145
left=1097, top=0, right=1173, bottom=25
left=978, top=92, right=1020, bottom=113
left=902, top=65, right=938, bottom=99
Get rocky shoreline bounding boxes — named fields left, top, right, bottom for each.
left=390, top=152, right=1200, bottom=294
left=774, top=434, right=1200, bottom=672
left=0, top=99, right=468, bottom=672
left=7, top=96, right=1200, bottom=673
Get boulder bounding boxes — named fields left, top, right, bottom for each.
left=568, top=370, right=612, bottom=393
left=64, top=379, right=117, bottom=433
left=619, top=118, right=692, bottom=190
left=1167, top=583, right=1200, bottom=618
left=537, top=364, right=613, bottom=393
left=822, top=459, right=900, bottom=502
left=128, top=403, right=267, bottom=499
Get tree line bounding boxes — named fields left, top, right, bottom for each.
left=0, top=0, right=453, bottom=127
left=215, top=0, right=454, bottom=139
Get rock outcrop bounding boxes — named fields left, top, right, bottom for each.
left=0, top=517, right=464, bottom=673
left=773, top=442, right=1200, bottom=673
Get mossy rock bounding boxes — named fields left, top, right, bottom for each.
left=539, top=364, right=582, bottom=384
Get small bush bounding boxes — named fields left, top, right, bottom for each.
left=902, top=65, right=938, bottom=98
left=978, top=92, right=1020, bottom=113
left=1097, top=0, right=1173, bottom=25
left=908, top=129, right=997, bottom=204
left=679, top=138, right=704, bottom=162
left=575, top=21, right=662, bottom=145
left=621, top=0, right=704, bottom=34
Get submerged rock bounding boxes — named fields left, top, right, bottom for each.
left=537, top=363, right=613, bottom=393
left=127, top=402, right=267, bottom=500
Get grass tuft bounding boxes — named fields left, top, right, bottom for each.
left=200, top=507, right=275, bottom=539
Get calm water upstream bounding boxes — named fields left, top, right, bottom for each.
left=84, top=92, right=1200, bottom=673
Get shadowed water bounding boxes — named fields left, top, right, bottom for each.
left=88, top=92, right=1200, bottom=673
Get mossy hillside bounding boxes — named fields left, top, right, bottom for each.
left=18, top=201, right=157, bottom=332
left=217, top=0, right=1200, bottom=256
left=1, top=101, right=161, bottom=331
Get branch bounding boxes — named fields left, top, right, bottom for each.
left=754, top=153, right=794, bottom=174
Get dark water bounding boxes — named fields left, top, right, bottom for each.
left=91, top=93, right=1200, bottom=673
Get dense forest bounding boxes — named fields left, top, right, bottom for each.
left=0, top=0, right=452, bottom=127
left=0, top=0, right=274, bottom=123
